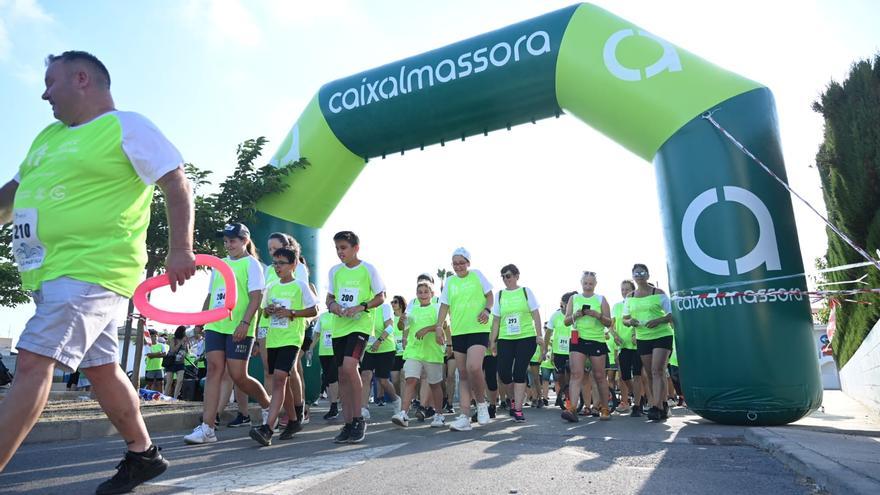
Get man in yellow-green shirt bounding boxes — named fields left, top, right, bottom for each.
left=0, top=51, right=194, bottom=494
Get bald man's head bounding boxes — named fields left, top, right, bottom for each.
left=45, top=51, right=111, bottom=89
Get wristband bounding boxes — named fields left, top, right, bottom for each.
left=240, top=319, right=250, bottom=325
left=482, top=307, right=491, bottom=314
left=361, top=302, right=369, bottom=310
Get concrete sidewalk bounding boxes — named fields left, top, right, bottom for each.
left=745, top=390, right=880, bottom=494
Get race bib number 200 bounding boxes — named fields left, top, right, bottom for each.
left=12, top=209, right=45, bottom=272
left=339, top=287, right=359, bottom=308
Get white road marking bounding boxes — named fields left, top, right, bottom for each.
left=149, top=443, right=405, bottom=494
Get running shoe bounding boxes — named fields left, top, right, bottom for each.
left=430, top=414, right=446, bottom=428
left=415, top=406, right=426, bottom=422
left=376, top=400, right=385, bottom=406
left=677, top=397, right=685, bottom=407
left=249, top=424, right=273, bottom=447
left=226, top=413, right=251, bottom=428
left=543, top=398, right=549, bottom=407
left=423, top=407, right=436, bottom=420
left=509, top=406, right=516, bottom=417
left=391, top=396, right=403, bottom=414
left=95, top=446, right=169, bottom=495
left=323, top=405, right=339, bottom=420
left=279, top=420, right=303, bottom=440
left=590, top=407, right=600, bottom=418
left=488, top=403, right=496, bottom=419
left=184, top=423, right=217, bottom=444
left=449, top=414, right=473, bottom=431
left=599, top=406, right=611, bottom=421
left=301, top=408, right=310, bottom=425
left=630, top=405, right=644, bottom=417
left=646, top=406, right=662, bottom=421
left=261, top=408, right=270, bottom=427
left=444, top=402, right=455, bottom=414
left=391, top=410, right=409, bottom=427
left=513, top=410, right=526, bottom=422
left=360, top=407, right=371, bottom=420
left=616, top=404, right=632, bottom=414
left=555, top=396, right=563, bottom=408
left=334, top=423, right=353, bottom=443
left=349, top=417, right=367, bottom=443
left=535, top=399, right=544, bottom=409
left=660, top=402, right=670, bottom=420
left=476, top=402, right=490, bottom=425
left=561, top=409, right=579, bottom=423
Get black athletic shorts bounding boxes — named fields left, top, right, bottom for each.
left=361, top=350, right=395, bottom=379
left=301, top=329, right=313, bottom=355
left=320, top=354, right=338, bottom=384
left=553, top=354, right=570, bottom=373
left=392, top=355, right=404, bottom=371
left=451, top=332, right=489, bottom=354
left=637, top=335, right=674, bottom=356
left=267, top=345, right=299, bottom=374
left=570, top=339, right=608, bottom=357
left=332, top=332, right=368, bottom=368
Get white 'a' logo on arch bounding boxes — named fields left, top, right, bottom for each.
left=603, top=28, right=682, bottom=82
left=681, top=186, right=781, bottom=276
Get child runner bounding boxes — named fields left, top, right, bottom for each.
left=437, top=248, right=493, bottom=431
left=326, top=231, right=385, bottom=443
left=249, top=247, right=317, bottom=446
left=609, top=279, right=642, bottom=416
left=622, top=263, right=674, bottom=421
left=313, top=311, right=340, bottom=420
left=392, top=281, right=448, bottom=428
left=544, top=291, right=575, bottom=409
left=562, top=271, right=613, bottom=422
left=490, top=264, right=541, bottom=422
left=185, top=223, right=271, bottom=444
left=360, top=302, right=402, bottom=419
left=390, top=295, right=407, bottom=396
left=539, top=351, right=555, bottom=407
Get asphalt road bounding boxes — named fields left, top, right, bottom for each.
left=1, top=402, right=821, bottom=495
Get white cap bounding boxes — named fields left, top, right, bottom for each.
left=452, top=247, right=471, bottom=262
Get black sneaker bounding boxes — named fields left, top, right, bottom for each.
left=215, top=413, right=222, bottom=428
left=660, top=402, right=670, bottom=420
left=471, top=410, right=478, bottom=423
left=561, top=409, right=579, bottom=423
left=423, top=407, right=436, bottom=420
left=630, top=405, right=644, bottom=417
left=508, top=407, right=516, bottom=417
left=279, top=420, right=303, bottom=440
left=444, top=402, right=454, bottom=414
left=334, top=423, right=353, bottom=444
left=513, top=410, right=526, bottom=422
left=415, top=406, right=426, bottom=422
left=95, top=446, right=169, bottom=495
left=348, top=418, right=367, bottom=443
left=323, top=408, right=339, bottom=420
left=488, top=404, right=496, bottom=419
left=555, top=396, right=563, bottom=408
left=227, top=413, right=251, bottom=428
left=646, top=406, right=662, bottom=421
left=249, top=425, right=273, bottom=447
left=543, top=398, right=549, bottom=407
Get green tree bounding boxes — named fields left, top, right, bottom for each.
left=0, top=226, right=29, bottom=307
left=812, top=53, right=880, bottom=368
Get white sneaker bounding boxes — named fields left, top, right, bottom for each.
left=391, top=396, right=402, bottom=415
left=391, top=410, right=409, bottom=427
left=184, top=423, right=217, bottom=444
left=431, top=414, right=446, bottom=428
left=449, top=414, right=472, bottom=431
left=301, top=408, right=310, bottom=425
left=476, top=402, right=490, bottom=425
left=262, top=408, right=271, bottom=426
left=361, top=407, right=371, bottom=420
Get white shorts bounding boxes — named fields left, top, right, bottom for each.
left=403, top=359, right=444, bottom=384
left=16, top=277, right=125, bottom=372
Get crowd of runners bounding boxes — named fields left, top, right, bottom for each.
left=181, top=226, right=684, bottom=448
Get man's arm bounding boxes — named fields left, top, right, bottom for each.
left=0, top=180, right=19, bottom=225
left=155, top=167, right=195, bottom=291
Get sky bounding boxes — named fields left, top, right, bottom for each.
left=1, top=0, right=878, bottom=344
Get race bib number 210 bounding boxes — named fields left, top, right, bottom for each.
left=12, top=209, right=45, bottom=272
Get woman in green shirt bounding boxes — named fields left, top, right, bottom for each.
left=622, top=264, right=674, bottom=421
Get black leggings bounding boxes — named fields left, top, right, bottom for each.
left=497, top=337, right=537, bottom=385
left=320, top=355, right=338, bottom=386
left=618, top=348, right=643, bottom=381
left=482, top=355, right=498, bottom=392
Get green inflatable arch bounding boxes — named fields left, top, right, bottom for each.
left=253, top=3, right=821, bottom=426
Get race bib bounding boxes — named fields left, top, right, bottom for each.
left=12, top=209, right=46, bottom=272
left=558, top=338, right=569, bottom=353
left=269, top=298, right=292, bottom=328
left=212, top=286, right=226, bottom=309
left=322, top=330, right=333, bottom=348
left=339, top=287, right=359, bottom=309
left=395, top=336, right=404, bottom=353
left=506, top=315, right=521, bottom=335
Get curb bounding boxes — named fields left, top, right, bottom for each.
left=744, top=427, right=880, bottom=494
left=24, top=403, right=264, bottom=445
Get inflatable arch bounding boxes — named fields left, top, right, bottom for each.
left=252, top=3, right=821, bottom=425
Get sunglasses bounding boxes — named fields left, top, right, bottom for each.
left=633, top=270, right=648, bottom=277
left=272, top=261, right=291, bottom=266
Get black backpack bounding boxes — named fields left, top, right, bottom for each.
left=0, top=356, right=13, bottom=386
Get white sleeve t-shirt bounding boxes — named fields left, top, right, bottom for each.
left=296, top=279, right=318, bottom=309
left=491, top=287, right=540, bottom=316
left=326, top=260, right=385, bottom=298
left=439, top=269, right=493, bottom=305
